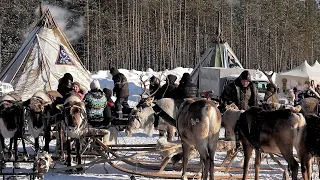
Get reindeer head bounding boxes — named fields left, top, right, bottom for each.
left=126, top=109, right=141, bottom=136
left=23, top=97, right=51, bottom=129
left=0, top=100, right=23, bottom=131
left=58, top=99, right=86, bottom=138
left=64, top=101, right=86, bottom=128
left=126, top=105, right=155, bottom=137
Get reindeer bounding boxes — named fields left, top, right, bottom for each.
left=300, top=97, right=318, bottom=116
left=23, top=90, right=62, bottom=152
left=177, top=98, right=221, bottom=180
left=0, top=93, right=26, bottom=168
left=234, top=106, right=305, bottom=180
left=292, top=113, right=320, bottom=180
left=126, top=75, right=176, bottom=141
left=57, top=93, right=87, bottom=171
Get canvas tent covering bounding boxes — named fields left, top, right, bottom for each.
left=191, top=41, right=243, bottom=85
left=0, top=8, right=92, bottom=100
left=275, top=60, right=320, bottom=91
left=312, top=60, right=320, bottom=69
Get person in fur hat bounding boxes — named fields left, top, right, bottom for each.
left=221, top=70, right=257, bottom=111
left=57, top=73, right=73, bottom=97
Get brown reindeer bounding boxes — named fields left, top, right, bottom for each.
left=23, top=90, right=62, bottom=152
left=177, top=98, right=221, bottom=180
left=233, top=107, right=305, bottom=180
left=0, top=94, right=25, bottom=168
left=57, top=94, right=87, bottom=171
left=295, top=114, right=320, bottom=180
left=300, top=97, right=318, bottom=116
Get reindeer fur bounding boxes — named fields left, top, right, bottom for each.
left=126, top=106, right=173, bottom=138
left=300, top=97, right=318, bottom=116
left=236, top=107, right=306, bottom=180
left=24, top=90, right=62, bottom=152
left=177, top=98, right=221, bottom=180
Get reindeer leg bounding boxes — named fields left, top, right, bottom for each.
left=196, top=140, right=211, bottom=180
left=299, top=153, right=312, bottom=180
left=66, top=137, right=72, bottom=167
left=167, top=125, right=174, bottom=142
left=44, top=125, right=51, bottom=152
left=34, top=137, right=39, bottom=153
left=209, top=136, right=218, bottom=180
left=13, top=137, right=19, bottom=169
left=242, top=139, right=254, bottom=180
left=8, top=138, right=13, bottom=160
left=181, top=143, right=191, bottom=180
left=76, top=139, right=83, bottom=172
left=0, top=135, right=4, bottom=169
left=307, top=156, right=313, bottom=180
left=318, top=158, right=320, bottom=180
left=278, top=145, right=299, bottom=180
left=254, top=150, right=261, bottom=180
left=21, top=138, right=28, bottom=161
left=59, top=124, right=65, bottom=160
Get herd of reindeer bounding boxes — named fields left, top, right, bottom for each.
left=0, top=72, right=320, bottom=180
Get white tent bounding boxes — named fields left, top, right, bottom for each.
left=0, top=8, right=92, bottom=100
left=275, top=61, right=320, bottom=91
left=312, top=60, right=320, bottom=70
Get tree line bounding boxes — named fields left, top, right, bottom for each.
left=0, top=0, right=319, bottom=72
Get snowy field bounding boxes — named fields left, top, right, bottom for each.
left=3, top=67, right=318, bottom=180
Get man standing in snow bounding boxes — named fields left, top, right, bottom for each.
left=110, top=67, right=130, bottom=119
left=220, top=70, right=257, bottom=110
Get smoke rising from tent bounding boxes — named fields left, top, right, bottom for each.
left=34, top=3, right=84, bottom=42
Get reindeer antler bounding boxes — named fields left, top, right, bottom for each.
left=260, top=70, right=276, bottom=88
left=259, top=69, right=277, bottom=102
left=139, top=74, right=148, bottom=98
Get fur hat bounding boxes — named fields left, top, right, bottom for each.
left=63, top=73, right=73, bottom=81
left=90, top=79, right=100, bottom=90
left=239, top=70, right=251, bottom=81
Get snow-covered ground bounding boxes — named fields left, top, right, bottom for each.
left=4, top=67, right=318, bottom=179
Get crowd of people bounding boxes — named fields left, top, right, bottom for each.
left=56, top=68, right=320, bottom=129
left=55, top=67, right=129, bottom=128
left=55, top=69, right=202, bottom=128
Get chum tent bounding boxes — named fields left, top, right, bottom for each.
left=0, top=8, right=92, bottom=100
left=190, top=41, right=243, bottom=86
left=275, top=60, right=320, bottom=91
